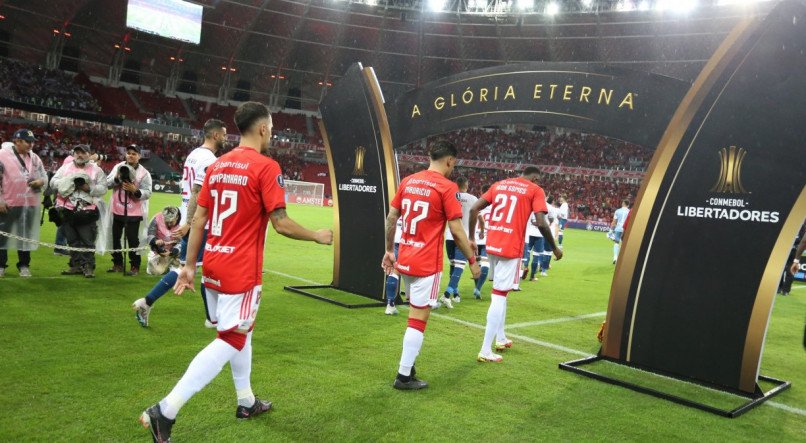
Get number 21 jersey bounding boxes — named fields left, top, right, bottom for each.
left=482, top=177, right=547, bottom=259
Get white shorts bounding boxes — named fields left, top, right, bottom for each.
left=204, top=285, right=262, bottom=332
left=488, top=255, right=520, bottom=292
left=401, top=272, right=442, bottom=309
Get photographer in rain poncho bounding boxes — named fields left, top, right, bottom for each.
left=102, top=144, right=151, bottom=276
left=50, top=144, right=107, bottom=278
left=0, top=129, right=48, bottom=278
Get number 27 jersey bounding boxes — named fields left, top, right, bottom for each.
left=391, top=170, right=463, bottom=277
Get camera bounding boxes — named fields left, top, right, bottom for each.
left=118, top=165, right=132, bottom=183
left=73, top=177, right=86, bottom=187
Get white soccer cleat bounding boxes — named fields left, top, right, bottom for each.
left=204, top=319, right=216, bottom=329
left=494, top=339, right=513, bottom=351
left=132, top=298, right=151, bottom=327
left=541, top=271, right=548, bottom=277
left=19, top=267, right=31, bottom=277
left=477, top=352, right=503, bottom=363
left=385, top=304, right=399, bottom=315
left=439, top=295, right=454, bottom=309
left=453, top=296, right=461, bottom=304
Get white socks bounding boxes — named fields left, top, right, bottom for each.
left=481, top=294, right=507, bottom=354
left=159, top=338, right=240, bottom=420
left=231, top=332, right=255, bottom=407
left=398, top=327, right=424, bottom=376
left=496, top=299, right=509, bottom=342
left=614, top=243, right=620, bottom=261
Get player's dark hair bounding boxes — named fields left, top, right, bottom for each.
left=234, top=102, right=271, bottom=135
left=622, top=199, right=630, bottom=207
left=546, top=195, right=554, bottom=205
left=429, top=140, right=458, bottom=161
left=203, top=119, right=225, bottom=139
left=456, top=176, right=468, bottom=188
left=522, top=165, right=541, bottom=177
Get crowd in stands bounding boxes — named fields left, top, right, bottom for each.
left=402, top=128, right=652, bottom=170
left=0, top=58, right=100, bottom=113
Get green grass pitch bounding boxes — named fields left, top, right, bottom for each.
left=0, top=192, right=804, bottom=441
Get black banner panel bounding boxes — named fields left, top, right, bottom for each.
left=602, top=1, right=806, bottom=394
left=319, top=63, right=396, bottom=299
left=387, top=64, right=690, bottom=149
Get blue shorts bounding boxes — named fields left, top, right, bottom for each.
left=477, top=244, right=487, bottom=258
left=544, top=238, right=553, bottom=253
left=445, top=239, right=456, bottom=262
left=179, top=230, right=208, bottom=264
left=559, top=218, right=567, bottom=231
left=523, top=236, right=544, bottom=260
left=614, top=230, right=624, bottom=243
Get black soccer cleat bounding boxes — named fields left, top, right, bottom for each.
left=236, top=397, right=273, bottom=419
left=393, top=372, right=428, bottom=390
left=139, top=403, right=174, bottom=443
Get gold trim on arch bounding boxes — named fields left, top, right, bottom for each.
left=362, top=67, right=399, bottom=200
left=601, top=16, right=760, bottom=359
left=740, top=186, right=806, bottom=392
left=319, top=119, right=341, bottom=286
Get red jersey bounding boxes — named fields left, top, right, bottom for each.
left=196, top=148, right=286, bottom=293
left=482, top=177, right=547, bottom=259
left=391, top=170, right=463, bottom=277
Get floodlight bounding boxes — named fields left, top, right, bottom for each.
left=429, top=0, right=446, bottom=11
left=638, top=0, right=650, bottom=10
left=518, top=0, right=534, bottom=10
left=545, top=2, right=559, bottom=15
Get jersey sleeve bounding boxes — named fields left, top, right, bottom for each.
left=194, top=154, right=216, bottom=187
left=390, top=177, right=407, bottom=210
left=196, top=169, right=212, bottom=209
left=531, top=186, right=548, bottom=214
left=442, top=182, right=463, bottom=220
left=261, top=161, right=287, bottom=214
left=481, top=185, right=494, bottom=204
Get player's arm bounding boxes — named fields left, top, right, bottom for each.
left=468, top=197, right=490, bottom=245
left=174, top=205, right=208, bottom=295
left=178, top=183, right=202, bottom=237
left=536, top=211, right=563, bottom=261
left=448, top=218, right=481, bottom=279
left=270, top=207, right=333, bottom=244
left=382, top=207, right=401, bottom=274
left=478, top=212, right=486, bottom=239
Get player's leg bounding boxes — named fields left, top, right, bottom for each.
left=558, top=219, right=566, bottom=246
left=520, top=240, right=530, bottom=280
left=394, top=273, right=439, bottom=390
left=444, top=247, right=467, bottom=304
left=528, top=236, right=540, bottom=280
left=474, top=246, right=489, bottom=299
left=613, top=230, right=622, bottom=263
left=133, top=233, right=192, bottom=326
left=384, top=243, right=401, bottom=314
left=478, top=255, right=513, bottom=362
left=445, top=240, right=456, bottom=277
left=494, top=257, right=518, bottom=351
left=384, top=272, right=400, bottom=314
left=542, top=240, right=553, bottom=276
left=227, top=286, right=271, bottom=418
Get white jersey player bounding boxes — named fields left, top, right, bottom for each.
left=443, top=177, right=478, bottom=305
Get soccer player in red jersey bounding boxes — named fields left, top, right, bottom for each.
left=382, top=140, right=481, bottom=390
left=139, top=102, right=333, bottom=442
left=468, top=166, right=563, bottom=362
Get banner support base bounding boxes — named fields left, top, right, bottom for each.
left=559, top=355, right=790, bottom=418
left=285, top=285, right=407, bottom=309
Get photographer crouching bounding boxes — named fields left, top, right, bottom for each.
left=105, top=144, right=152, bottom=276
left=51, top=144, right=107, bottom=278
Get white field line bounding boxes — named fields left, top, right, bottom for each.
left=268, top=269, right=805, bottom=417
left=506, top=311, right=607, bottom=330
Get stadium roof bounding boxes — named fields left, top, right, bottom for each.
left=0, top=0, right=775, bottom=110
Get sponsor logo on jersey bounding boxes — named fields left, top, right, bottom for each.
left=205, top=244, right=236, bottom=254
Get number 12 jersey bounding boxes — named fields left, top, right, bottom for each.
left=197, top=147, right=287, bottom=293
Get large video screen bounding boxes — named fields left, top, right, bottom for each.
left=126, top=0, right=203, bottom=45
